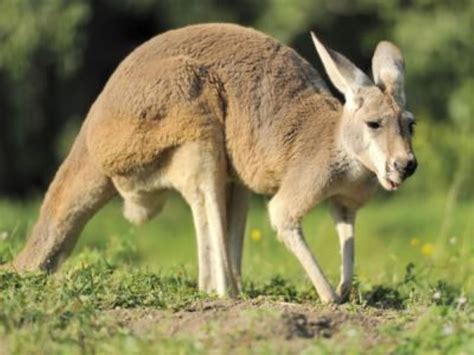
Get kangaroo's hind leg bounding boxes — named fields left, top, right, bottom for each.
left=227, top=183, right=250, bottom=291
left=188, top=190, right=214, bottom=292
left=11, top=131, right=116, bottom=272
left=167, top=140, right=238, bottom=297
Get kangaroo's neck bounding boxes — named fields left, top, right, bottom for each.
left=288, top=95, right=376, bottom=196
left=288, top=93, right=344, bottom=159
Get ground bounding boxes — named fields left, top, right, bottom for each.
left=108, top=299, right=391, bottom=352
left=0, top=192, right=472, bottom=354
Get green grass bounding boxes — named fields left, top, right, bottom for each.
left=0, top=191, right=473, bottom=354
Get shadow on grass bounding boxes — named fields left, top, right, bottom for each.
left=362, top=285, right=407, bottom=310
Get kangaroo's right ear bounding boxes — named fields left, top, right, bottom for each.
left=372, top=41, right=405, bottom=106
left=311, top=32, right=372, bottom=107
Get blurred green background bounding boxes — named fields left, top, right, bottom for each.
left=0, top=0, right=472, bottom=289
left=0, top=0, right=472, bottom=197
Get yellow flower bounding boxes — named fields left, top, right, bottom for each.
left=250, top=228, right=262, bottom=241
left=421, top=243, right=435, bottom=256
left=410, top=238, right=420, bottom=247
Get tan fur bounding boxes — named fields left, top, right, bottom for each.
left=5, top=24, right=416, bottom=303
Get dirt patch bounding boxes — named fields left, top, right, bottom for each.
left=107, top=298, right=400, bottom=352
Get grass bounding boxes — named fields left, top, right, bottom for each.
left=0, top=189, right=473, bottom=354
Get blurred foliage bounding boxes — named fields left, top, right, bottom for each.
left=0, top=0, right=90, bottom=195
left=0, top=0, right=89, bottom=79
left=0, top=0, right=472, bottom=197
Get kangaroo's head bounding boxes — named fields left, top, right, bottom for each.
left=311, top=33, right=417, bottom=191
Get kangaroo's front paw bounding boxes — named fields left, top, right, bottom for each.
left=231, top=270, right=243, bottom=294
left=318, top=288, right=339, bottom=305
left=336, top=281, right=352, bottom=303
left=220, top=276, right=239, bottom=299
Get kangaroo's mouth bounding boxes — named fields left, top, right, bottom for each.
left=362, top=165, right=401, bottom=191
left=358, top=154, right=404, bottom=191
left=378, top=175, right=402, bottom=191
left=386, top=178, right=401, bottom=191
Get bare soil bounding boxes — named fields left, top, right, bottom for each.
left=108, top=298, right=404, bottom=352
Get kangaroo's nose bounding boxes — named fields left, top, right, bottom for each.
left=394, top=155, right=417, bottom=178
left=405, top=157, right=418, bottom=177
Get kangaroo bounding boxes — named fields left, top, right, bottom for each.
left=4, top=23, right=416, bottom=303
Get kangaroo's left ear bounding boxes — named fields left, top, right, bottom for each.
left=311, top=32, right=372, bottom=107
left=372, top=41, right=406, bottom=106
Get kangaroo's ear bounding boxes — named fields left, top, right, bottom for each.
left=372, top=41, right=405, bottom=106
left=311, top=32, right=372, bottom=105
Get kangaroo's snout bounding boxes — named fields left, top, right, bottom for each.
left=391, top=153, right=417, bottom=180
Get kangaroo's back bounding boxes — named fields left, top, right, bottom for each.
left=85, top=23, right=330, bottom=177
left=117, top=23, right=329, bottom=110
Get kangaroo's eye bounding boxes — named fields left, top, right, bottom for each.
left=366, top=121, right=381, bottom=129
left=408, top=121, right=416, bottom=135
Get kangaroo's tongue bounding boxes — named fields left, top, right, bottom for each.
left=389, top=179, right=400, bottom=190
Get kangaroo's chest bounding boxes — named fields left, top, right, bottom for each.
left=329, top=154, right=378, bottom=208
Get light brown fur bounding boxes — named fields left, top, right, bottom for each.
left=5, top=24, right=417, bottom=303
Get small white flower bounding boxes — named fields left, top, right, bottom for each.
left=346, top=328, right=357, bottom=337
left=457, top=296, right=467, bottom=306
left=0, top=231, right=8, bottom=241
left=442, top=324, right=454, bottom=336
left=433, top=291, right=441, bottom=300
